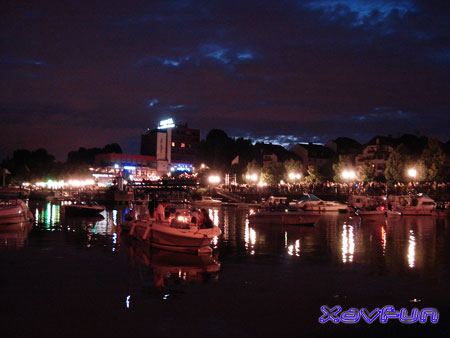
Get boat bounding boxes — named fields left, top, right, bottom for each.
left=389, top=194, right=437, bottom=216
left=296, top=194, right=347, bottom=212
left=121, top=214, right=221, bottom=254
left=192, top=196, right=222, bottom=206
left=63, top=201, right=105, bottom=216
left=0, top=199, right=33, bottom=224
left=347, top=195, right=386, bottom=213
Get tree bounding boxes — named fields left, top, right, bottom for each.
left=332, top=155, right=354, bottom=183
left=244, top=160, right=261, bottom=183
left=385, top=144, right=409, bottom=187
left=283, top=159, right=303, bottom=181
left=358, top=161, right=376, bottom=182
left=420, top=137, right=445, bottom=182
left=304, top=165, right=324, bottom=183
left=261, top=162, right=285, bottom=185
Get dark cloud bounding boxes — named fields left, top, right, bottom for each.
left=1, top=0, right=449, bottom=159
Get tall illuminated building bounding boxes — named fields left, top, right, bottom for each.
left=140, top=118, right=200, bottom=173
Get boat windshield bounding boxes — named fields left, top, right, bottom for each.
left=298, top=194, right=322, bottom=203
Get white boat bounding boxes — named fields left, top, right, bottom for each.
left=192, top=196, right=222, bottom=206
left=64, top=201, right=105, bottom=216
left=389, top=194, right=437, bottom=216
left=122, top=219, right=221, bottom=254
left=296, top=194, right=347, bottom=212
left=0, top=199, right=33, bottom=225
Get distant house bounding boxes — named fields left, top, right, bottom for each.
left=263, top=153, right=278, bottom=163
left=355, top=138, right=393, bottom=176
left=291, top=143, right=335, bottom=175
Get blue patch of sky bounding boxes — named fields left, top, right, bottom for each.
left=305, top=0, right=415, bottom=25
left=169, top=105, right=184, bottom=109
left=147, top=98, right=159, bottom=107
left=0, top=56, right=44, bottom=66
left=350, top=109, right=415, bottom=121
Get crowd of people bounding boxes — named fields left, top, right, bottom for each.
left=223, top=181, right=450, bottom=197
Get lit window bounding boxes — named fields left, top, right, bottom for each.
left=171, top=142, right=175, bottom=147
left=181, top=143, right=185, bottom=148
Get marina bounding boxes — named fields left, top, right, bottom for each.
left=1, top=200, right=449, bottom=337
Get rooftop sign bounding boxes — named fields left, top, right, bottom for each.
left=158, top=118, right=175, bottom=129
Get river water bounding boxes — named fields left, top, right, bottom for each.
left=1, top=201, right=449, bottom=337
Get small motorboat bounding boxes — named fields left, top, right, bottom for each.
left=389, top=194, right=437, bottom=216
left=64, top=201, right=105, bottom=216
left=122, top=218, right=221, bottom=254
left=296, top=194, right=347, bottom=212
left=192, top=196, right=222, bottom=206
left=0, top=199, right=33, bottom=225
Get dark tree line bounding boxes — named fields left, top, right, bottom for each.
left=1, top=143, right=122, bottom=184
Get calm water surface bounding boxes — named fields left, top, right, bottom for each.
left=1, top=201, right=449, bottom=337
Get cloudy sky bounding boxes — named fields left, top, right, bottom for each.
left=1, top=0, right=449, bottom=159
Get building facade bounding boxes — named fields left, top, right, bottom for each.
left=354, top=138, right=393, bottom=177
left=291, top=143, right=335, bottom=175
left=141, top=119, right=200, bottom=174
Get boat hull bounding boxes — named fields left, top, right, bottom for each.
left=64, top=205, right=104, bottom=216
left=0, top=200, right=33, bottom=224
left=150, top=224, right=221, bottom=248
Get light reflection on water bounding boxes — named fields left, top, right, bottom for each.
left=8, top=202, right=450, bottom=282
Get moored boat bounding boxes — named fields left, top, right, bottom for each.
left=296, top=194, right=347, bottom=212
left=64, top=201, right=105, bottom=216
left=192, top=196, right=222, bottom=206
left=0, top=199, right=33, bottom=225
left=122, top=218, right=221, bottom=254
left=389, top=194, right=437, bottom=216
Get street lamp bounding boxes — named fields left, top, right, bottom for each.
left=408, top=168, right=417, bottom=179
left=245, top=173, right=258, bottom=183
left=288, top=172, right=301, bottom=181
left=208, top=175, right=221, bottom=195
left=341, top=169, right=356, bottom=180
left=208, top=175, right=221, bottom=184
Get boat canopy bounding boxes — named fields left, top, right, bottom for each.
left=298, top=194, right=322, bottom=203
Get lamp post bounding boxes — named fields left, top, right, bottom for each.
left=408, top=168, right=417, bottom=179
left=208, top=175, right=221, bottom=195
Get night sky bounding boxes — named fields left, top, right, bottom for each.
left=1, top=0, right=449, bottom=160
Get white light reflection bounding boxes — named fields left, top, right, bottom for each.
left=126, top=295, right=131, bottom=308
left=408, top=230, right=416, bottom=268
left=208, top=209, right=219, bottom=226
left=342, top=223, right=355, bottom=263
left=244, top=218, right=256, bottom=255
left=112, top=210, right=118, bottom=226
left=381, top=226, right=386, bottom=256
left=288, top=239, right=301, bottom=256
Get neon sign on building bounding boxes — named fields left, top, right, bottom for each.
left=158, top=118, right=175, bottom=129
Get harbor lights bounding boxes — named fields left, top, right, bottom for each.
left=245, top=173, right=258, bottom=183
left=341, top=169, right=356, bottom=181
left=208, top=175, right=221, bottom=184
left=408, top=168, right=417, bottom=179
left=288, top=172, right=301, bottom=181
left=208, top=175, right=221, bottom=195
